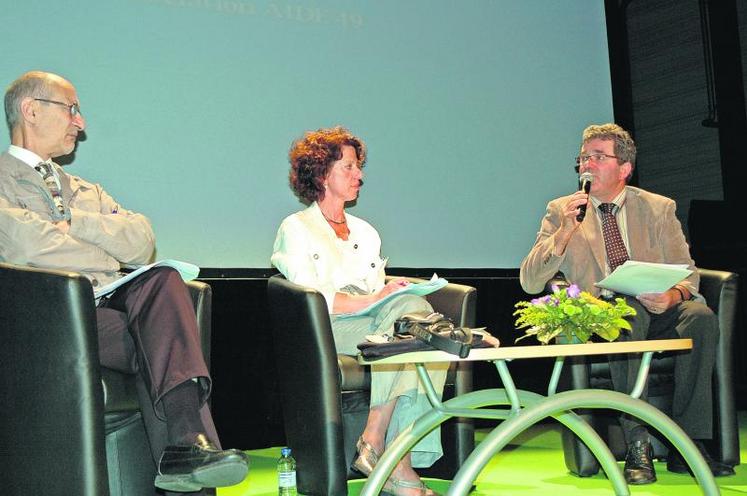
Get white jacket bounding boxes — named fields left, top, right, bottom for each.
left=271, top=202, right=386, bottom=313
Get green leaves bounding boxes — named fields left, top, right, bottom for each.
left=514, top=284, right=636, bottom=345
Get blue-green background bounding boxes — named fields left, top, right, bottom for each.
left=1, top=0, right=613, bottom=268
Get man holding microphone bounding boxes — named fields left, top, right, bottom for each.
left=519, top=123, right=733, bottom=484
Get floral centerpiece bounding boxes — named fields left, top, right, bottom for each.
left=514, top=284, right=636, bottom=344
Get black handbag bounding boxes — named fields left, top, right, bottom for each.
left=395, top=312, right=474, bottom=358
left=357, top=312, right=492, bottom=360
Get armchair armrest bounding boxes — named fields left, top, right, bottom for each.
left=0, top=262, right=108, bottom=496
left=385, top=276, right=477, bottom=328
left=698, top=268, right=738, bottom=336
left=424, top=282, right=477, bottom=328
left=266, top=274, right=346, bottom=492
left=267, top=275, right=338, bottom=376
left=697, top=268, right=739, bottom=464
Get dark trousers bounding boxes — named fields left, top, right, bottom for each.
left=609, top=297, right=719, bottom=442
left=96, top=267, right=220, bottom=462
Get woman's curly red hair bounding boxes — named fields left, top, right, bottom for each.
left=288, top=126, right=367, bottom=203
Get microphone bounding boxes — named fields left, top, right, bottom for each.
left=576, top=172, right=593, bottom=222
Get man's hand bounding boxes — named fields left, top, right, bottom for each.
left=54, top=220, right=70, bottom=234
left=637, top=289, right=680, bottom=314
left=553, top=190, right=588, bottom=256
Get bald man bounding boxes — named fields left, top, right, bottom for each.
left=0, top=71, right=248, bottom=494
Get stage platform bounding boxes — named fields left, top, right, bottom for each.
left=218, top=411, right=747, bottom=495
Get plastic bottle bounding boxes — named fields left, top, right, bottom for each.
left=277, top=447, right=297, bottom=495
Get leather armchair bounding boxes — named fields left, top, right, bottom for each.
left=267, top=274, right=477, bottom=496
left=559, top=268, right=740, bottom=476
left=0, top=262, right=212, bottom=496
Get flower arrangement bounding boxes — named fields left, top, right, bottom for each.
left=514, top=284, right=636, bottom=344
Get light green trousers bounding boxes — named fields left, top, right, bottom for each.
left=331, top=294, right=449, bottom=468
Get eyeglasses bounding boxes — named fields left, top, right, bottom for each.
left=574, top=153, right=619, bottom=172
left=34, top=98, right=82, bottom=117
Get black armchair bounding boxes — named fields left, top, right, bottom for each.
left=0, top=262, right=212, bottom=496
left=267, top=274, right=477, bottom=496
left=559, top=268, right=740, bottom=476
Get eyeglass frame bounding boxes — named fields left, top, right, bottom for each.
left=34, top=98, right=82, bottom=118
left=573, top=153, right=619, bottom=173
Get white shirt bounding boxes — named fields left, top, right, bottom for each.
left=8, top=144, right=62, bottom=190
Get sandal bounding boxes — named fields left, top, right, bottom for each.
left=382, top=477, right=440, bottom=496
left=351, top=437, right=381, bottom=476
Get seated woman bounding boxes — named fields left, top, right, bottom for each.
left=271, top=126, right=447, bottom=496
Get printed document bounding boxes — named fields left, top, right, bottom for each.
left=335, top=274, right=447, bottom=319
left=595, top=260, right=692, bottom=296
left=95, top=259, right=200, bottom=298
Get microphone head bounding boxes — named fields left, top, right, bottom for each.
left=579, top=172, right=593, bottom=193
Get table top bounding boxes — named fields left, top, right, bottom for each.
left=357, top=338, right=693, bottom=365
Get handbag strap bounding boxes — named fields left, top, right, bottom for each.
left=405, top=322, right=473, bottom=358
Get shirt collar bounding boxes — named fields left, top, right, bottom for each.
left=590, top=188, right=627, bottom=212
left=8, top=145, right=51, bottom=169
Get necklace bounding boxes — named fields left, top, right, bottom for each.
left=322, top=212, right=347, bottom=225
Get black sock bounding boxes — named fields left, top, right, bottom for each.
left=162, top=380, right=205, bottom=445
left=629, top=425, right=650, bottom=445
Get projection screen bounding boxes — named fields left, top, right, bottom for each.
left=1, top=0, right=613, bottom=268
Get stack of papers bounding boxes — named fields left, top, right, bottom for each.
left=336, top=274, right=448, bottom=319
left=595, top=260, right=692, bottom=296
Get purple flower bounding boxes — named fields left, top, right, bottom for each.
left=551, top=284, right=560, bottom=293
left=567, top=284, right=581, bottom=298
left=531, top=295, right=552, bottom=305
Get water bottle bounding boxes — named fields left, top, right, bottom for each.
left=277, top=447, right=297, bottom=495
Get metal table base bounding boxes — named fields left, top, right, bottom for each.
left=359, top=346, right=718, bottom=496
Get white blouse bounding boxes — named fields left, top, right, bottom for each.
left=271, top=202, right=386, bottom=313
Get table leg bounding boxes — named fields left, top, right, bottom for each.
left=359, top=388, right=622, bottom=496
left=449, top=389, right=719, bottom=496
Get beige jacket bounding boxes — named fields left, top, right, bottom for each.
left=520, top=186, right=698, bottom=296
left=0, top=152, right=155, bottom=289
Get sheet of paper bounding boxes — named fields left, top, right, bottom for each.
left=94, top=259, right=200, bottom=298
left=335, top=274, right=448, bottom=319
left=594, top=260, right=692, bottom=296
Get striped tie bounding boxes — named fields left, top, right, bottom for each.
left=599, top=203, right=629, bottom=271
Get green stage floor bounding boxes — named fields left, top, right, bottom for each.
left=219, top=411, right=747, bottom=495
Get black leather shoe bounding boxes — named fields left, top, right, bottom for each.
left=667, top=441, right=736, bottom=477
left=155, top=434, right=250, bottom=492
left=623, top=440, right=657, bottom=485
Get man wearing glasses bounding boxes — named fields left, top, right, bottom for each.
left=0, top=71, right=249, bottom=494
left=519, top=123, right=734, bottom=484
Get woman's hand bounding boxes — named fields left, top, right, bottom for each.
left=332, top=278, right=410, bottom=314
left=377, top=278, right=410, bottom=300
